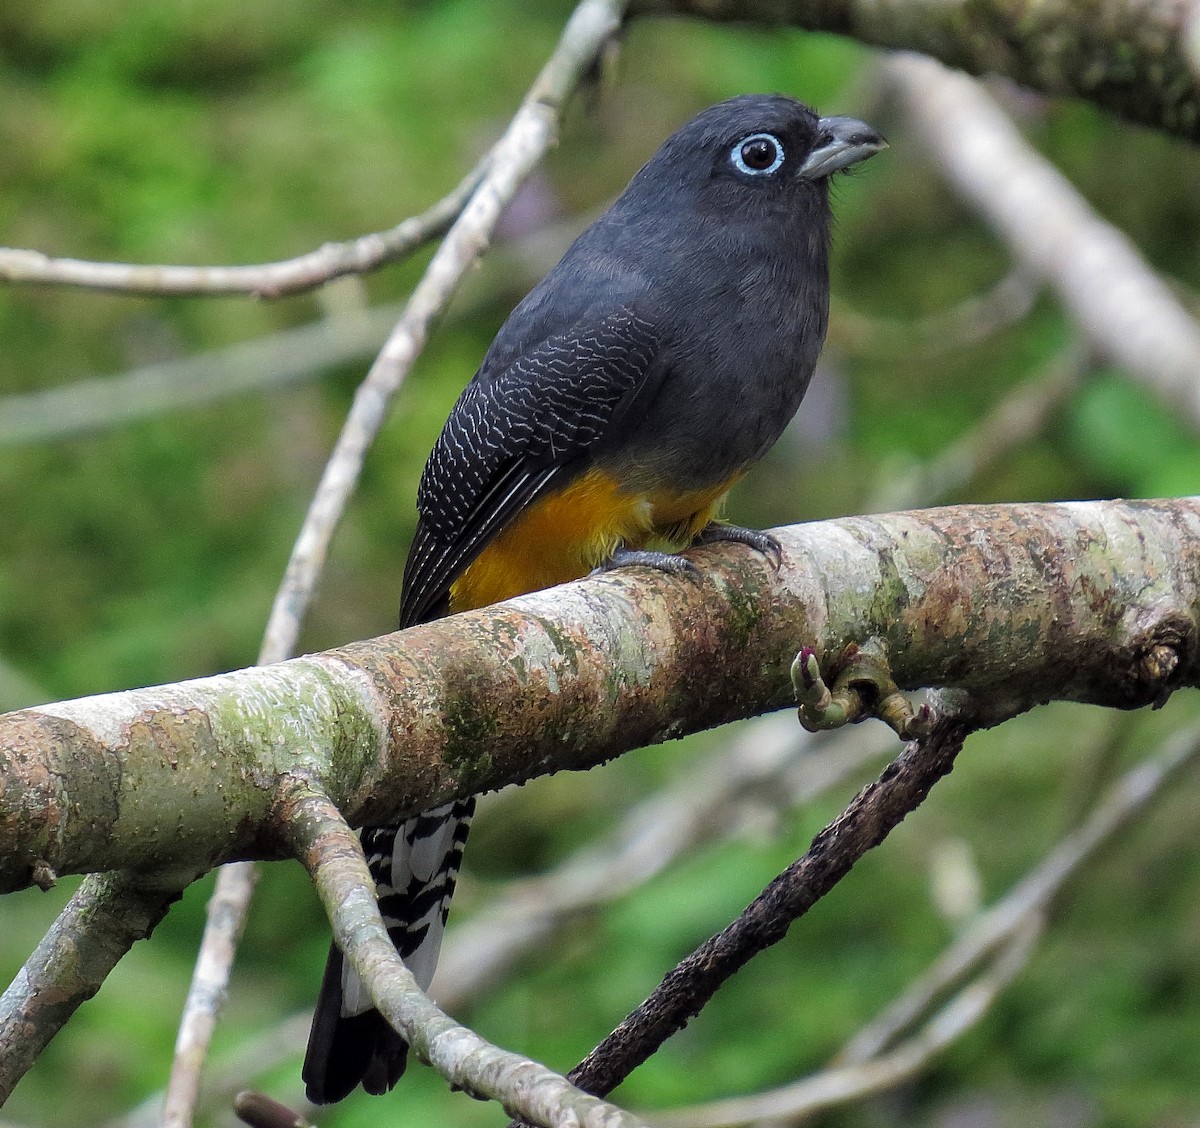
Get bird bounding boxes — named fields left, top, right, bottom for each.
left=302, top=93, right=886, bottom=1104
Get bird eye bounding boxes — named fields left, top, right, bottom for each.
left=731, top=132, right=784, bottom=176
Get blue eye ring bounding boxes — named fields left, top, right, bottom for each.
left=731, top=132, right=785, bottom=176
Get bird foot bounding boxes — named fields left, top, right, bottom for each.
left=695, top=523, right=783, bottom=568
left=592, top=547, right=700, bottom=578
left=791, top=641, right=933, bottom=740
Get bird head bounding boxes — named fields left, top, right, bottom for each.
left=633, top=93, right=886, bottom=218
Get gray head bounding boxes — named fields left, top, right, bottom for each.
left=623, top=93, right=886, bottom=217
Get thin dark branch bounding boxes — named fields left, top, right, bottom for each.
left=506, top=716, right=971, bottom=1122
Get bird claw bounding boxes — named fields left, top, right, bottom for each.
left=592, top=547, right=701, bottom=578
left=791, top=642, right=933, bottom=740
left=695, top=523, right=783, bottom=568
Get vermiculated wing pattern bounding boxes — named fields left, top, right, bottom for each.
left=304, top=305, right=661, bottom=1104
left=401, top=304, right=661, bottom=626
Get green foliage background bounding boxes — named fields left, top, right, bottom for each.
left=2, top=2, right=1200, bottom=1126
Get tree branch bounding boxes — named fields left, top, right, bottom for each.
left=636, top=0, right=1200, bottom=141
left=0, top=871, right=193, bottom=1104
left=551, top=717, right=971, bottom=1107
left=280, top=783, right=646, bottom=1128
left=0, top=167, right=481, bottom=298
left=161, top=863, right=260, bottom=1128
left=884, top=54, right=1200, bottom=431
left=2, top=499, right=1197, bottom=892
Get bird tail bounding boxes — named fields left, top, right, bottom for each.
left=302, top=797, right=476, bottom=1103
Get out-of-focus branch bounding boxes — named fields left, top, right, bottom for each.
left=644, top=917, right=1043, bottom=1128
left=0, top=303, right=403, bottom=447
left=643, top=715, right=1200, bottom=1126
left=0, top=870, right=193, bottom=1105
left=838, top=714, right=1200, bottom=1068
left=259, top=0, right=626, bottom=667
left=2, top=499, right=1198, bottom=893
left=830, top=269, right=1040, bottom=362
left=161, top=863, right=260, bottom=1128
left=634, top=0, right=1200, bottom=142
left=281, top=783, right=646, bottom=1128
left=0, top=169, right=481, bottom=297
left=866, top=340, right=1091, bottom=511
left=884, top=54, right=1200, bottom=432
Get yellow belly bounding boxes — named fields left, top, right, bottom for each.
left=447, top=467, right=737, bottom=613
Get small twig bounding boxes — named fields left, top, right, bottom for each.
left=282, top=782, right=647, bottom=1128
left=161, top=863, right=260, bottom=1128
left=831, top=268, right=1040, bottom=361
left=865, top=339, right=1091, bottom=511
left=259, top=0, right=626, bottom=665
left=885, top=53, right=1200, bottom=431
left=0, top=167, right=482, bottom=298
left=644, top=916, right=1043, bottom=1128
left=504, top=717, right=972, bottom=1121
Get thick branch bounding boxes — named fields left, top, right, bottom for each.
left=1, top=498, right=1198, bottom=891
left=636, top=0, right=1200, bottom=141
left=885, top=54, right=1200, bottom=431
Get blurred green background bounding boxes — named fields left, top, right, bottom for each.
left=2, top=2, right=1200, bottom=1126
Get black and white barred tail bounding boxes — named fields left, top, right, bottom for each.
left=302, top=797, right=475, bottom=1103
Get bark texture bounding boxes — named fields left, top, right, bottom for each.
left=1, top=498, right=1197, bottom=893
left=635, top=0, right=1200, bottom=141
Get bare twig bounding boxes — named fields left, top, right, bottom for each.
left=866, top=340, right=1091, bottom=511
left=161, top=863, right=260, bottom=1128
left=642, top=715, right=1200, bottom=1126
left=0, top=168, right=481, bottom=298
left=644, top=917, right=1043, bottom=1128
left=259, top=0, right=626, bottom=666
left=282, top=782, right=647, bottom=1128
left=0, top=303, right=402, bottom=447
left=885, top=54, right=1200, bottom=432
left=831, top=268, right=1040, bottom=362
left=525, top=718, right=972, bottom=1113
left=839, top=715, right=1200, bottom=1067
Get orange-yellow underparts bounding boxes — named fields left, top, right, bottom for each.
left=448, top=467, right=738, bottom=613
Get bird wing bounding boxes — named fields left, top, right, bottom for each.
left=399, top=303, right=662, bottom=627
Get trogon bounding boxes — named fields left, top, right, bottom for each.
left=303, top=93, right=886, bottom=1103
